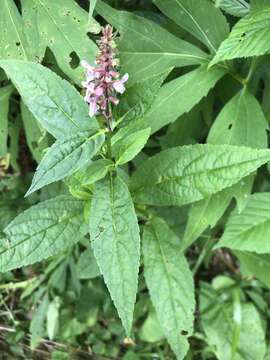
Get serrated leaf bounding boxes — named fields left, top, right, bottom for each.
left=143, top=217, right=195, bottom=359
left=89, top=176, right=140, bottom=335
left=26, top=130, right=105, bottom=195
left=0, top=0, right=30, bottom=60
left=96, top=1, right=209, bottom=84
left=34, top=0, right=97, bottom=82
left=0, top=85, right=13, bottom=156
left=216, top=193, right=270, bottom=253
left=76, top=246, right=100, bottom=279
left=131, top=144, right=270, bottom=207
left=210, top=6, right=270, bottom=65
left=0, top=195, right=87, bottom=272
left=145, top=65, right=225, bottom=133
left=21, top=102, right=50, bottom=163
left=112, top=122, right=150, bottom=165
left=154, top=0, right=229, bottom=53
left=0, top=60, right=98, bottom=139
left=215, top=0, right=250, bottom=17
left=200, top=283, right=266, bottom=360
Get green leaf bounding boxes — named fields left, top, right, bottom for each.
left=200, top=283, right=266, bottom=360
left=0, top=85, right=13, bottom=156
left=131, top=144, right=270, bottom=207
left=215, top=0, right=250, bottom=17
left=0, top=0, right=29, bottom=60
left=26, top=130, right=105, bottom=195
left=182, top=186, right=234, bottom=250
left=89, top=175, right=140, bottom=335
left=236, top=251, right=270, bottom=288
left=184, top=89, right=269, bottom=248
left=216, top=193, right=270, bottom=253
left=207, top=89, right=268, bottom=148
left=210, top=6, right=270, bottom=66
left=46, top=298, right=60, bottom=340
left=251, top=0, right=269, bottom=11
left=76, top=246, right=100, bottom=279
left=30, top=293, right=50, bottom=349
left=145, top=65, right=226, bottom=133
left=139, top=308, right=164, bottom=343
left=34, top=0, right=97, bottom=82
left=21, top=0, right=46, bottom=62
left=112, top=121, right=150, bottom=165
left=21, top=102, right=50, bottom=163
left=0, top=195, right=87, bottom=272
left=0, top=60, right=98, bottom=139
left=96, top=1, right=209, bottom=84
left=143, top=217, right=195, bottom=359
left=154, top=0, right=229, bottom=53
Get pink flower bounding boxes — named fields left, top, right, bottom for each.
left=81, top=25, right=128, bottom=125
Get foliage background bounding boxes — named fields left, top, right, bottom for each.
left=1, top=0, right=270, bottom=359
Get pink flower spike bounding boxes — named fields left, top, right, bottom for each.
left=89, top=100, right=98, bottom=117
left=109, top=96, right=119, bottom=105
left=113, top=73, right=129, bottom=94
left=94, top=86, right=104, bottom=97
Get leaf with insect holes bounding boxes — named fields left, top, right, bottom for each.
left=143, top=217, right=195, bottom=360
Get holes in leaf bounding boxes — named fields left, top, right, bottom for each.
left=181, top=330, right=188, bottom=336
left=69, top=51, right=80, bottom=69
left=228, top=123, right=233, bottom=130
left=16, top=42, right=20, bottom=46
left=239, top=32, right=246, bottom=42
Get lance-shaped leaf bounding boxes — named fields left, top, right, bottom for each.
left=131, top=144, right=270, bottom=207
left=26, top=130, right=105, bottom=196
left=211, top=6, right=270, bottom=66
left=34, top=0, right=97, bottom=82
left=0, top=85, right=13, bottom=156
left=154, top=0, right=229, bottom=53
left=0, top=60, right=98, bottom=139
left=216, top=193, right=270, bottom=253
left=0, top=0, right=29, bottom=60
left=89, top=176, right=140, bottom=335
left=145, top=65, right=226, bottom=133
left=143, top=217, right=195, bottom=359
left=0, top=196, right=87, bottom=272
left=215, top=0, right=250, bottom=17
left=96, top=1, right=209, bottom=84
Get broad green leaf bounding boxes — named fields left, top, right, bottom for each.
left=0, top=0, right=29, bottom=60
left=76, top=247, right=100, bottom=279
left=184, top=89, right=269, bottom=248
left=21, top=102, right=50, bottom=163
left=216, top=193, right=270, bottom=253
left=145, top=65, right=226, bottom=133
left=215, top=0, right=250, bottom=17
left=131, top=144, right=270, bottom=207
left=211, top=6, right=270, bottom=66
left=34, top=0, right=97, bottom=82
left=89, top=176, right=140, bottom=335
left=0, top=196, right=87, bottom=272
left=236, top=251, right=270, bottom=288
left=143, top=217, right=195, bottom=359
left=26, top=130, right=105, bottom=195
left=0, top=60, right=97, bottom=139
left=21, top=0, right=46, bottom=62
left=96, top=1, right=209, bottom=84
left=207, top=89, right=268, bottom=148
left=112, top=121, right=150, bottom=165
left=0, top=85, right=13, bottom=156
left=88, top=0, right=100, bottom=34
left=154, top=0, right=229, bottom=53
left=200, top=283, right=266, bottom=360
left=251, top=0, right=269, bottom=11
